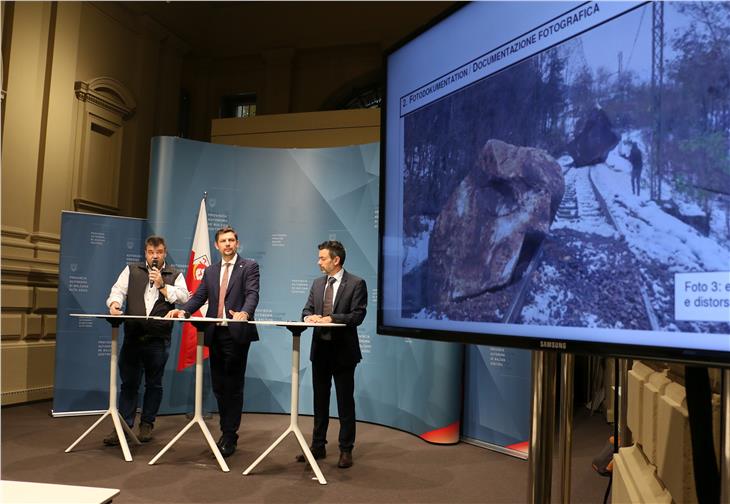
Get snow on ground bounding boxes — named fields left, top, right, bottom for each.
left=591, top=161, right=730, bottom=273
left=581, top=312, right=612, bottom=328
left=519, top=264, right=573, bottom=324
left=411, top=307, right=443, bottom=320
left=519, top=225, right=651, bottom=329
left=402, top=217, right=434, bottom=274
left=675, top=198, right=705, bottom=217
left=519, top=283, right=572, bottom=324
left=710, top=196, right=730, bottom=242
left=522, top=130, right=728, bottom=331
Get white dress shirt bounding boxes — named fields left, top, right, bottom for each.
left=323, top=268, right=344, bottom=307
left=106, top=263, right=189, bottom=315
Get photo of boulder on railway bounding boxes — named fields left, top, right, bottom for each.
left=401, top=2, right=730, bottom=334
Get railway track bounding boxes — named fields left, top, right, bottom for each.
left=502, top=165, right=659, bottom=331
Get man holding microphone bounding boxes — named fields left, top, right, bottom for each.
left=105, top=235, right=189, bottom=445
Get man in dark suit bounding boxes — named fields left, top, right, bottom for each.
left=298, top=240, right=367, bottom=469
left=167, top=226, right=259, bottom=458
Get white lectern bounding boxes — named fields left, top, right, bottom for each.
left=148, top=316, right=248, bottom=473
left=242, top=321, right=343, bottom=485
left=65, top=314, right=148, bottom=462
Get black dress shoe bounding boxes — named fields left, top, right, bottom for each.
left=337, top=450, right=353, bottom=469
left=219, top=439, right=237, bottom=458
left=296, top=446, right=326, bottom=463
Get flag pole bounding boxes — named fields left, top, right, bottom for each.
left=177, top=195, right=211, bottom=371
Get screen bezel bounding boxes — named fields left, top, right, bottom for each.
left=377, top=1, right=730, bottom=368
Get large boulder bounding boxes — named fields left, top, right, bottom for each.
left=567, top=108, right=619, bottom=167
left=427, top=139, right=564, bottom=304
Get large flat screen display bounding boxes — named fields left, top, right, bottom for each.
left=380, top=1, right=730, bottom=365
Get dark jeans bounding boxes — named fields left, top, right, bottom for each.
left=311, top=341, right=357, bottom=453
left=209, top=327, right=251, bottom=440
left=118, top=336, right=170, bottom=427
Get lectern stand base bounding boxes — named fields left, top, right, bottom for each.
left=149, top=330, right=229, bottom=472
left=149, top=415, right=229, bottom=472
left=65, top=408, right=140, bottom=462
left=64, top=320, right=140, bottom=462
left=241, top=324, right=328, bottom=485
left=243, top=423, right=327, bottom=485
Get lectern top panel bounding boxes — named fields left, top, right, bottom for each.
left=70, top=314, right=154, bottom=320
left=69, top=314, right=345, bottom=327
left=251, top=320, right=345, bottom=327
left=159, top=316, right=250, bottom=323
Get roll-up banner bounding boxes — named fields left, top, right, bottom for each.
left=53, top=211, right=147, bottom=415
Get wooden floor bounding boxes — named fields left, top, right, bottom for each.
left=1, top=400, right=612, bottom=503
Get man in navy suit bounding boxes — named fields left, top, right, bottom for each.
left=298, top=240, right=367, bottom=469
left=167, top=226, right=259, bottom=457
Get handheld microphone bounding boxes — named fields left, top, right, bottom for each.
left=150, top=259, right=158, bottom=287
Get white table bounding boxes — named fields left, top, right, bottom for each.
left=65, top=314, right=148, bottom=462
left=148, top=316, right=249, bottom=472
left=0, top=480, right=119, bottom=504
left=63, top=314, right=341, bottom=482
left=242, top=321, right=343, bottom=485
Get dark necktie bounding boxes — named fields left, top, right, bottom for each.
left=217, top=262, right=231, bottom=318
left=323, top=276, right=336, bottom=316
left=320, top=276, right=336, bottom=340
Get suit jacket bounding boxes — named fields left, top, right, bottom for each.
left=183, top=256, right=260, bottom=346
left=302, top=270, right=367, bottom=366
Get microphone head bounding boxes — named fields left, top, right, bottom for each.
left=149, top=259, right=159, bottom=287
left=184, top=311, right=191, bottom=319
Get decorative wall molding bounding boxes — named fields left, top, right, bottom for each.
left=1, top=385, right=55, bottom=406
left=73, top=197, right=120, bottom=216
left=1, top=226, right=31, bottom=240
left=72, top=76, right=135, bottom=214
left=2, top=228, right=62, bottom=254
left=30, top=231, right=61, bottom=246
left=1, top=262, right=59, bottom=287
left=74, top=76, right=136, bottom=121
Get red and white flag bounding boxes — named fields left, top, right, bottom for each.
left=177, top=197, right=211, bottom=371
